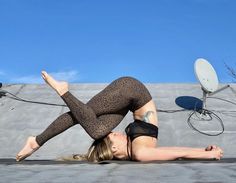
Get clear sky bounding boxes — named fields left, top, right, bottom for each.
left=0, top=0, right=236, bottom=84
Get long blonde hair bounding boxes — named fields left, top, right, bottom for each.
left=58, top=136, right=114, bottom=162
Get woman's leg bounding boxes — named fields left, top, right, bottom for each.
left=16, top=72, right=76, bottom=161
left=60, top=75, right=152, bottom=139
left=86, top=75, right=152, bottom=114
left=60, top=91, right=129, bottom=139
left=40, top=72, right=152, bottom=139
left=16, top=72, right=152, bottom=160
left=36, top=112, right=77, bottom=146
left=16, top=112, right=77, bottom=161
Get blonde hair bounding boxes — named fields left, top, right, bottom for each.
left=58, top=136, right=114, bottom=162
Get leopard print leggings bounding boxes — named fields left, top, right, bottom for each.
left=35, top=76, right=152, bottom=146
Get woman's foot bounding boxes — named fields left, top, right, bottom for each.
left=41, top=71, right=69, bottom=96
left=16, top=136, right=40, bottom=162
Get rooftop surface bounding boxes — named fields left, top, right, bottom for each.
left=0, top=83, right=236, bottom=182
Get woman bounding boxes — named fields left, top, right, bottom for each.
left=16, top=71, right=223, bottom=162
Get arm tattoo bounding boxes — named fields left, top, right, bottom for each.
left=142, top=111, right=154, bottom=122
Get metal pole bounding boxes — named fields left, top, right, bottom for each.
left=202, top=90, right=207, bottom=110
left=209, top=85, right=230, bottom=96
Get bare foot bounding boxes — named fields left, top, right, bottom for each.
left=41, top=71, right=69, bottom=96
left=16, top=136, right=40, bottom=161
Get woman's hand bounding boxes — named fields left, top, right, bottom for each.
left=206, top=145, right=224, bottom=160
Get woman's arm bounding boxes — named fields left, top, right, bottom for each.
left=134, top=146, right=223, bottom=162
left=152, top=145, right=219, bottom=152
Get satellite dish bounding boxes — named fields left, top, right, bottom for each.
left=194, top=58, right=219, bottom=93
left=191, top=58, right=231, bottom=136
left=194, top=58, right=230, bottom=110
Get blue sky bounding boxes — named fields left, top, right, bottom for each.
left=0, top=0, right=236, bottom=84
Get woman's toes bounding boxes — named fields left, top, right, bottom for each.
left=41, top=71, right=47, bottom=79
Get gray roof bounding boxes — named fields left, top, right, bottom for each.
left=1, top=83, right=236, bottom=182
